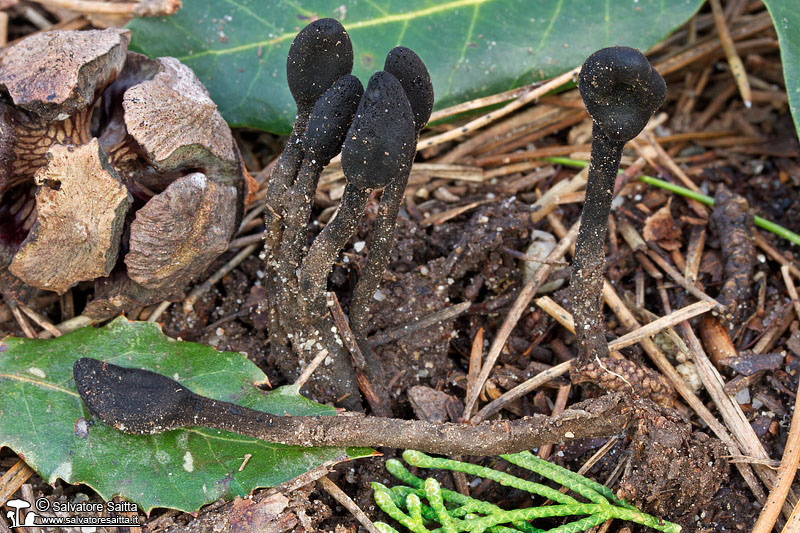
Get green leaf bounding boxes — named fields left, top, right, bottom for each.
left=127, top=0, right=704, bottom=133
left=0, top=317, right=373, bottom=513
left=762, top=0, right=800, bottom=141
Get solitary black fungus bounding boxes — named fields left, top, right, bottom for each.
left=341, top=71, right=416, bottom=192
left=303, top=74, right=364, bottom=166
left=578, top=46, right=666, bottom=142
left=286, top=18, right=354, bottom=116
left=73, top=357, right=192, bottom=434
left=569, top=47, right=665, bottom=368
left=383, top=46, right=434, bottom=135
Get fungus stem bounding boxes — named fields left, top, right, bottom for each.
left=300, top=183, right=370, bottom=312
left=279, top=158, right=324, bottom=271
left=570, top=127, right=623, bottom=366
left=349, top=171, right=408, bottom=336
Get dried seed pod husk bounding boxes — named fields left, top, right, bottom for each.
left=9, top=139, right=132, bottom=294
left=0, top=29, right=249, bottom=316
left=122, top=57, right=240, bottom=179
left=0, top=28, right=130, bottom=194
left=84, top=270, right=177, bottom=320
left=126, top=172, right=238, bottom=292
left=0, top=28, right=129, bottom=121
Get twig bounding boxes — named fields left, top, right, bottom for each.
left=39, top=314, right=95, bottom=339
left=606, top=300, right=716, bottom=352
left=367, top=302, right=471, bottom=348
left=644, top=245, right=725, bottom=312
left=461, top=327, right=484, bottom=422
left=503, top=248, right=569, bottom=266
left=294, top=349, right=330, bottom=389
left=317, top=476, right=383, bottom=533
left=28, top=0, right=180, bottom=16
left=472, top=360, right=574, bottom=424
left=782, top=499, right=800, bottom=533
left=538, top=384, right=571, bottom=460
left=417, top=67, right=580, bottom=151
left=535, top=296, right=575, bottom=333
left=16, top=302, right=61, bottom=338
left=326, top=292, right=367, bottom=369
left=7, top=302, right=36, bottom=339
left=462, top=221, right=579, bottom=418
left=781, top=266, right=800, bottom=323
left=752, top=366, right=800, bottom=532
left=0, top=460, right=34, bottom=506
left=183, top=243, right=259, bottom=313
left=421, top=199, right=493, bottom=227
left=709, top=0, right=752, bottom=107
left=146, top=300, right=172, bottom=323
left=427, top=82, right=541, bottom=123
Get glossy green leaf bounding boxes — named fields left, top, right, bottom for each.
left=127, top=0, right=704, bottom=133
left=762, top=0, right=800, bottom=141
left=0, top=317, right=373, bottom=513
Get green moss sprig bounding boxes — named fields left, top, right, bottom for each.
left=371, top=450, right=681, bottom=533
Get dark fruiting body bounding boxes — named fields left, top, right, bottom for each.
left=299, top=71, right=415, bottom=312
left=280, top=75, right=364, bottom=271
left=264, top=18, right=354, bottom=255
left=73, top=357, right=631, bottom=455
left=571, top=47, right=665, bottom=367
left=349, top=48, right=433, bottom=337
left=286, top=19, right=354, bottom=122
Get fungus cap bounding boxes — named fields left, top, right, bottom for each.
left=341, top=71, right=415, bottom=192
left=578, top=46, right=666, bottom=142
left=286, top=18, right=354, bottom=114
left=384, top=46, right=434, bottom=135
left=303, top=74, right=364, bottom=165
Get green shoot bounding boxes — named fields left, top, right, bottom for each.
left=371, top=450, right=681, bottom=533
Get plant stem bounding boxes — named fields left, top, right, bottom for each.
left=403, top=451, right=580, bottom=505
left=570, top=127, right=623, bottom=366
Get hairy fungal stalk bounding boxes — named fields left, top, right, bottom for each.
left=571, top=47, right=665, bottom=367
left=73, top=358, right=634, bottom=456
left=264, top=18, right=353, bottom=253
left=279, top=74, right=363, bottom=272
left=299, top=70, right=416, bottom=313
left=349, top=46, right=434, bottom=338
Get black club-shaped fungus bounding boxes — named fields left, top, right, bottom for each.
left=571, top=47, right=665, bottom=368
left=286, top=18, right=354, bottom=119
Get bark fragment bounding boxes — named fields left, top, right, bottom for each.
left=9, top=139, right=132, bottom=294
left=0, top=28, right=129, bottom=121
left=126, top=172, right=237, bottom=292
left=122, top=58, right=239, bottom=178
